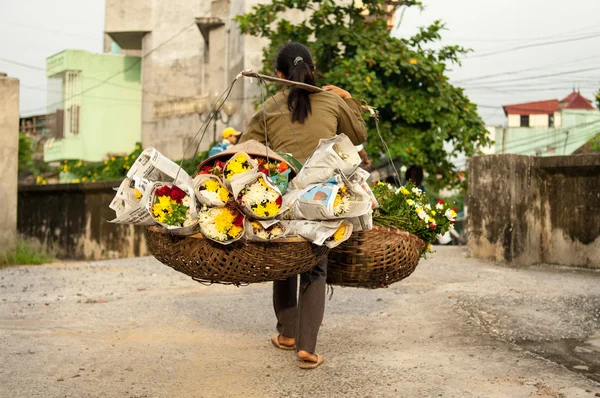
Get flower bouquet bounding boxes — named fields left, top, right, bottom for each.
left=245, top=219, right=287, bottom=241
left=284, top=176, right=372, bottom=221
left=193, top=174, right=231, bottom=207
left=149, top=183, right=198, bottom=234
left=197, top=204, right=245, bottom=244
left=233, top=172, right=284, bottom=219
left=284, top=220, right=353, bottom=248
left=223, top=152, right=258, bottom=182
left=198, top=159, right=226, bottom=176
left=371, top=181, right=456, bottom=255
left=256, top=157, right=292, bottom=194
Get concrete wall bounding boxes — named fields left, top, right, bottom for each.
left=0, top=74, right=19, bottom=256
left=17, top=182, right=148, bottom=261
left=468, top=154, right=600, bottom=268
left=44, top=50, right=142, bottom=162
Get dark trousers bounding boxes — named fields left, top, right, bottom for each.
left=272, top=258, right=327, bottom=353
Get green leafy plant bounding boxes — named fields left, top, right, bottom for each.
left=235, top=0, right=490, bottom=190
left=41, top=143, right=208, bottom=184
left=371, top=180, right=456, bottom=252
left=18, top=133, right=34, bottom=175
left=0, top=238, right=57, bottom=267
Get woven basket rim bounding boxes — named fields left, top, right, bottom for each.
left=147, top=225, right=309, bottom=243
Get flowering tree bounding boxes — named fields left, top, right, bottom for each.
left=235, top=0, right=490, bottom=189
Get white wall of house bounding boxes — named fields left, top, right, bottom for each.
left=530, top=114, right=549, bottom=128
left=554, top=111, right=562, bottom=128
left=507, top=114, right=520, bottom=127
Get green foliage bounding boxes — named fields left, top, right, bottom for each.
left=595, top=89, right=600, bottom=109
left=18, top=133, right=34, bottom=175
left=45, top=143, right=208, bottom=184
left=235, top=0, right=490, bottom=189
left=589, top=134, right=600, bottom=153
left=0, top=238, right=56, bottom=267
left=371, top=180, right=456, bottom=251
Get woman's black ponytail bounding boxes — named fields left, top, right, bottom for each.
left=276, top=43, right=316, bottom=124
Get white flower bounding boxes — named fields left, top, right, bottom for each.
left=425, top=204, right=431, bottom=210
left=199, top=190, right=221, bottom=205
left=183, top=218, right=195, bottom=227
left=182, top=195, right=191, bottom=207
left=445, top=208, right=456, bottom=222
left=436, top=203, right=444, bottom=210
left=417, top=209, right=428, bottom=220
left=412, top=187, right=422, bottom=195
left=257, top=230, right=269, bottom=240
left=334, top=196, right=350, bottom=216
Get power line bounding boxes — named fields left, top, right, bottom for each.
left=454, top=53, right=600, bottom=84
left=460, top=67, right=599, bottom=86
left=446, top=23, right=599, bottom=44
left=0, top=20, right=100, bottom=41
left=468, top=32, right=600, bottom=59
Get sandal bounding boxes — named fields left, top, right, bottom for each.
left=298, top=353, right=324, bottom=369
left=271, top=334, right=296, bottom=351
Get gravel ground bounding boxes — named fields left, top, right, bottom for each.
left=1, top=246, right=599, bottom=398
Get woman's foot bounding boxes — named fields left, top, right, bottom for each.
left=297, top=350, right=325, bottom=369
left=271, top=334, right=295, bottom=350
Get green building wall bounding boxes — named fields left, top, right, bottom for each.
left=44, top=50, right=141, bottom=162
left=495, top=110, right=600, bottom=156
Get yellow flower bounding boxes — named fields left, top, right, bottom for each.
left=77, top=161, right=82, bottom=167
left=426, top=244, right=432, bottom=252
left=136, top=145, right=141, bottom=150
left=204, top=179, right=220, bottom=192
left=72, top=179, right=80, bottom=183
left=157, top=195, right=172, bottom=209
left=42, top=180, right=47, bottom=185
left=400, top=187, right=410, bottom=195
left=365, top=75, right=371, bottom=84
left=376, top=181, right=385, bottom=186
left=228, top=225, right=243, bottom=238
left=251, top=221, right=262, bottom=230
left=263, top=201, right=281, bottom=216
left=36, top=176, right=42, bottom=183
left=340, top=185, right=347, bottom=193
left=81, top=176, right=87, bottom=182
left=406, top=199, right=414, bottom=206
left=94, top=172, right=98, bottom=177
left=91, top=179, right=96, bottom=183
left=104, top=167, right=109, bottom=171
left=214, top=208, right=236, bottom=233
left=234, top=153, right=247, bottom=163
left=416, top=207, right=423, bottom=214
left=110, top=156, right=116, bottom=161
left=135, top=189, right=143, bottom=199
left=62, top=165, right=68, bottom=172
left=431, top=210, right=436, bottom=216
left=124, top=155, right=129, bottom=160
left=218, top=187, right=230, bottom=202
left=104, top=160, right=108, bottom=165
left=333, top=225, right=345, bottom=241
left=409, top=58, right=418, bottom=65
left=152, top=203, right=163, bottom=217
left=428, top=217, right=434, bottom=223
left=333, top=194, right=342, bottom=209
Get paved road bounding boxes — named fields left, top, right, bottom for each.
left=1, top=247, right=599, bottom=398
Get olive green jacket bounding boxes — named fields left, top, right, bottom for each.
left=239, top=89, right=368, bottom=163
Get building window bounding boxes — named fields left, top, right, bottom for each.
left=520, top=115, right=530, bottom=127
left=548, top=114, right=554, bottom=127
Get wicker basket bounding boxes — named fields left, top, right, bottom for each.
left=146, top=226, right=329, bottom=285
left=327, top=227, right=426, bottom=289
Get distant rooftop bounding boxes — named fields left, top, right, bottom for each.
left=503, top=91, right=595, bottom=115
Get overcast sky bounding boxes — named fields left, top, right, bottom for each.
left=1, top=0, right=598, bottom=125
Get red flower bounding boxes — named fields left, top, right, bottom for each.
left=451, top=220, right=456, bottom=225
left=215, top=160, right=226, bottom=169
left=275, top=196, right=283, bottom=206
left=437, top=199, right=444, bottom=204
left=453, top=207, right=458, bottom=213
left=233, top=215, right=244, bottom=227
left=156, top=185, right=171, bottom=197
left=259, top=167, right=269, bottom=175
left=430, top=223, right=436, bottom=229
left=199, top=165, right=213, bottom=175
left=170, top=185, right=187, bottom=203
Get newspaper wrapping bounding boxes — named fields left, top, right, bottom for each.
left=283, top=220, right=353, bottom=248
left=127, top=147, right=192, bottom=188
left=290, top=134, right=361, bottom=190
left=230, top=171, right=285, bottom=220
left=346, top=167, right=379, bottom=209
left=283, top=175, right=372, bottom=221
left=147, top=182, right=199, bottom=236
left=244, top=219, right=288, bottom=242
left=348, top=211, right=373, bottom=232
left=108, top=178, right=156, bottom=225
left=192, top=174, right=231, bottom=207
